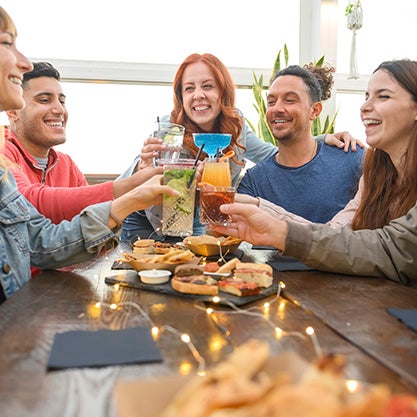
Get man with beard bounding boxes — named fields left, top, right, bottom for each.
left=237, top=65, right=364, bottom=223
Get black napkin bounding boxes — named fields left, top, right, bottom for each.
left=387, top=308, right=417, bottom=333
left=47, top=326, right=163, bottom=370
left=267, top=256, right=314, bottom=272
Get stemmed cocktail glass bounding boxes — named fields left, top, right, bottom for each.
left=192, top=133, right=231, bottom=159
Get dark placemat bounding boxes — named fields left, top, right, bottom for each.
left=104, top=270, right=278, bottom=307
left=387, top=308, right=417, bottom=333
left=47, top=326, right=162, bottom=370
left=267, top=255, right=314, bottom=272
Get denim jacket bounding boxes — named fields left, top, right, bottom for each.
left=0, top=169, right=119, bottom=299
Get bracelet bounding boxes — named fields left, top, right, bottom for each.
left=109, top=210, right=123, bottom=227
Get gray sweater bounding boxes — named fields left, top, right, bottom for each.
left=284, top=201, right=417, bottom=286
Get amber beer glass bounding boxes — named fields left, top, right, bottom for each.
left=199, top=157, right=234, bottom=226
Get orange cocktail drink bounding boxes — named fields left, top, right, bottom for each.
left=201, top=158, right=232, bottom=187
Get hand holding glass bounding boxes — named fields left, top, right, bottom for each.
left=154, top=122, right=185, bottom=163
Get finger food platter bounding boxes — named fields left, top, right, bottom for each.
left=104, top=270, right=278, bottom=307
left=107, top=237, right=278, bottom=306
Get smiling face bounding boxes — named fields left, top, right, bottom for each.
left=266, top=75, right=321, bottom=143
left=0, top=30, right=32, bottom=112
left=7, top=76, right=68, bottom=158
left=181, top=61, right=221, bottom=131
left=361, top=69, right=417, bottom=165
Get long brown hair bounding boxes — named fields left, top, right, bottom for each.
left=352, top=60, right=417, bottom=230
left=170, top=53, right=245, bottom=162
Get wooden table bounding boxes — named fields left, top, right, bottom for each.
left=1, top=243, right=416, bottom=417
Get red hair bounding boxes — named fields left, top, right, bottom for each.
left=170, top=53, right=245, bottom=162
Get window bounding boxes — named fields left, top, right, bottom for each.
left=3, top=0, right=417, bottom=173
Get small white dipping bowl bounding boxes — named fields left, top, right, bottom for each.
left=138, top=269, right=171, bottom=284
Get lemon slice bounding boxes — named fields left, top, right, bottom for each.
left=163, top=134, right=175, bottom=144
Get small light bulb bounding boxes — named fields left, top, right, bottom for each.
left=306, top=326, right=314, bottom=336
left=95, top=302, right=101, bottom=308
left=151, top=326, right=159, bottom=336
left=346, top=379, right=359, bottom=393
left=110, top=303, right=117, bottom=310
left=212, top=296, right=220, bottom=304
left=181, top=334, right=190, bottom=343
left=275, top=327, right=283, bottom=338
left=206, top=307, right=213, bottom=315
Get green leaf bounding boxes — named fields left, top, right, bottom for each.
left=314, top=55, right=325, bottom=67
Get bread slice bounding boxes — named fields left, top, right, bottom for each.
left=218, top=279, right=262, bottom=297
left=234, top=263, right=273, bottom=288
left=216, top=257, right=241, bottom=274
left=174, top=264, right=205, bottom=277
left=132, top=239, right=155, bottom=254
left=171, top=276, right=218, bottom=296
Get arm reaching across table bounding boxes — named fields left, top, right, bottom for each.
left=212, top=202, right=417, bottom=285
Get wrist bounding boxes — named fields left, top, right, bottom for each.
left=270, top=220, right=288, bottom=251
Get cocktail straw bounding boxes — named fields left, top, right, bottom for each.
left=187, top=143, right=205, bottom=188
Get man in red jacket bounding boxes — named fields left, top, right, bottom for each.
left=4, top=62, right=159, bottom=224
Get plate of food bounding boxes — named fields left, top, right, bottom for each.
left=119, top=247, right=200, bottom=273
left=183, top=234, right=242, bottom=257
left=105, top=259, right=277, bottom=307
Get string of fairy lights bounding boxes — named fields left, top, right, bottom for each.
left=92, top=253, right=324, bottom=376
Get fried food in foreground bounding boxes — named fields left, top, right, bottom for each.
left=156, top=339, right=401, bottom=417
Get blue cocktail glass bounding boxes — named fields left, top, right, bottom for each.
left=192, top=133, right=232, bottom=158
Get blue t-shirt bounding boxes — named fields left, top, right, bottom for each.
left=238, top=143, right=364, bottom=223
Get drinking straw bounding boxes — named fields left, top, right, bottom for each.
left=215, top=147, right=220, bottom=161
left=187, top=143, right=205, bottom=188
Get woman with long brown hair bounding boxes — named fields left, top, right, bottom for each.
left=351, top=60, right=417, bottom=230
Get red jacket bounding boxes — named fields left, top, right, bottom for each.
left=3, top=129, right=114, bottom=224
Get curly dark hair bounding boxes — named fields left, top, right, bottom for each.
left=272, top=63, right=335, bottom=103
left=303, top=62, right=335, bottom=101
